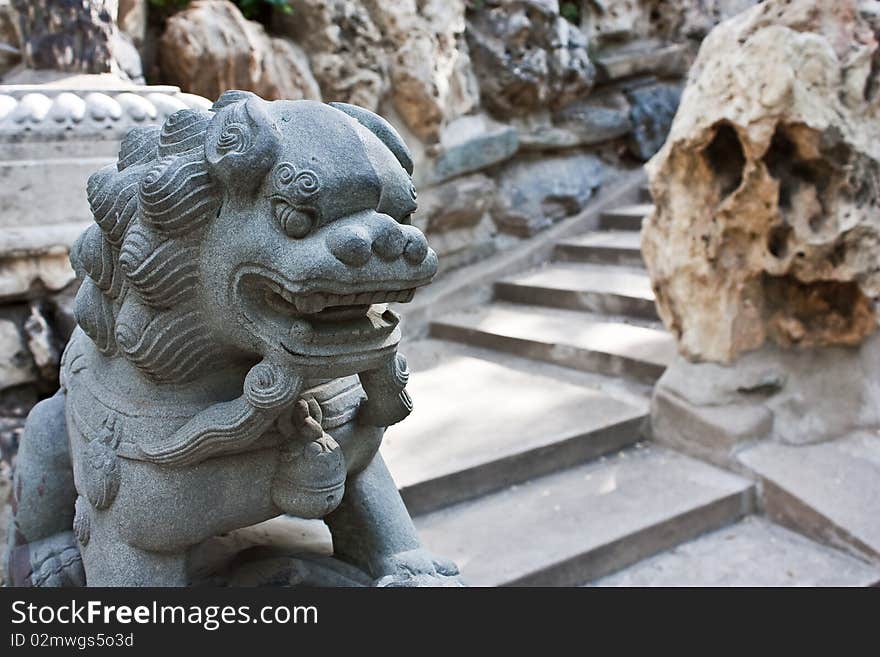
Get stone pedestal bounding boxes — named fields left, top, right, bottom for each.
left=651, top=331, right=880, bottom=470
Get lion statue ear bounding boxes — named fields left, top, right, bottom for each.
left=205, top=91, right=279, bottom=189
left=330, top=102, right=414, bottom=176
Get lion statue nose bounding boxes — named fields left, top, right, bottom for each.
left=327, top=217, right=429, bottom=267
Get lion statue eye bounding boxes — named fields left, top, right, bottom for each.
left=274, top=201, right=314, bottom=239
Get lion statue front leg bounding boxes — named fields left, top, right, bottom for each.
left=326, top=453, right=462, bottom=588
left=323, top=352, right=463, bottom=587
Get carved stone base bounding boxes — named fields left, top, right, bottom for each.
left=649, top=330, right=880, bottom=470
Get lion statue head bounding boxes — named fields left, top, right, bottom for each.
left=70, top=90, right=437, bottom=385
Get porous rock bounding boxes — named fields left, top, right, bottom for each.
left=11, top=0, right=143, bottom=82
left=427, top=113, right=519, bottom=184
left=0, top=0, right=20, bottom=76
left=492, top=153, right=605, bottom=236
left=273, top=0, right=385, bottom=110
left=642, top=0, right=880, bottom=364
left=160, top=0, right=321, bottom=102
left=465, top=0, right=595, bottom=119
left=414, top=173, right=496, bottom=234
left=626, top=80, right=683, bottom=160
left=581, top=0, right=760, bottom=45
left=275, top=0, right=478, bottom=142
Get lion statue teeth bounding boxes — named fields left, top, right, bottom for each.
left=4, top=91, right=462, bottom=587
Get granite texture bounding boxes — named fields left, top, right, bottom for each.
left=4, top=91, right=460, bottom=587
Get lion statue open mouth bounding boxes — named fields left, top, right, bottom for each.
left=4, top=91, right=462, bottom=587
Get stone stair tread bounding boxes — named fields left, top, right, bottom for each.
left=499, top=262, right=655, bottom=301
left=383, top=339, right=647, bottom=514
left=557, top=231, right=642, bottom=250
left=414, top=445, right=753, bottom=586
left=591, top=516, right=880, bottom=587
left=738, top=432, right=880, bottom=561
left=603, top=203, right=654, bottom=217
left=433, top=303, right=675, bottom=369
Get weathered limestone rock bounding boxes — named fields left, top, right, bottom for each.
left=642, top=0, right=880, bottom=363
left=414, top=173, right=497, bottom=234
left=0, top=0, right=20, bottom=77
left=492, top=153, right=605, bottom=236
left=11, top=0, right=142, bottom=82
left=0, top=316, right=36, bottom=391
left=379, top=0, right=478, bottom=142
left=412, top=173, right=497, bottom=268
left=117, top=0, right=146, bottom=48
left=426, top=214, right=499, bottom=272
left=427, top=113, right=518, bottom=184
left=581, top=0, right=759, bottom=45
left=274, top=0, right=478, bottom=143
left=514, top=90, right=632, bottom=151
left=160, top=0, right=321, bottom=103
left=592, top=40, right=690, bottom=82
left=647, top=2, right=880, bottom=537
left=4, top=91, right=461, bottom=587
left=626, top=80, right=682, bottom=160
left=273, top=0, right=386, bottom=111
left=466, top=0, right=595, bottom=119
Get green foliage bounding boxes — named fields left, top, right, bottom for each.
left=559, top=1, right=581, bottom=25
left=237, top=0, right=293, bottom=19
left=148, top=0, right=293, bottom=20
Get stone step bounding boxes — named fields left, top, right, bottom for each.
left=738, top=432, right=880, bottom=562
left=495, top=262, right=659, bottom=320
left=591, top=516, right=880, bottom=587
left=431, top=303, right=674, bottom=385
left=599, top=203, right=653, bottom=231
left=415, top=445, right=754, bottom=586
left=554, top=230, right=645, bottom=267
left=383, top=340, right=648, bottom=515
left=639, top=184, right=652, bottom=203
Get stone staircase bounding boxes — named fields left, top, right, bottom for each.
left=383, top=180, right=880, bottom=586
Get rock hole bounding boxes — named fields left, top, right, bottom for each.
left=808, top=211, right=826, bottom=233
left=763, top=124, right=835, bottom=215
left=865, top=47, right=880, bottom=102
left=703, top=122, right=745, bottom=199
left=761, top=273, right=875, bottom=347
left=767, top=223, right=791, bottom=258
left=737, top=380, right=783, bottom=397
left=829, top=241, right=847, bottom=267
left=763, top=126, right=796, bottom=209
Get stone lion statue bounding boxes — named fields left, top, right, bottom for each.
left=4, top=90, right=461, bottom=587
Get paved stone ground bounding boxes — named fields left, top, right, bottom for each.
left=593, top=517, right=880, bottom=587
